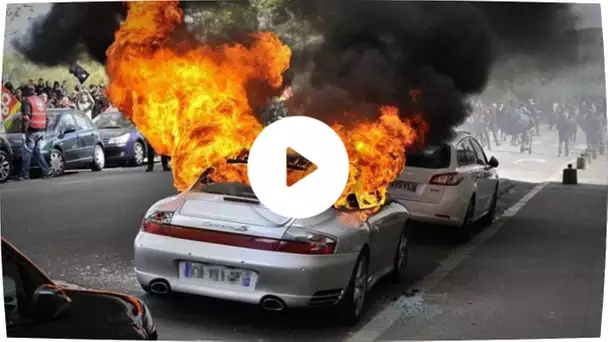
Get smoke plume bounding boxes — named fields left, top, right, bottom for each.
left=284, top=0, right=578, bottom=144
left=13, top=1, right=579, bottom=143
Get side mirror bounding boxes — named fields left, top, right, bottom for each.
left=63, top=126, right=76, bottom=134
left=488, top=156, right=499, bottom=168
left=32, top=284, right=72, bottom=321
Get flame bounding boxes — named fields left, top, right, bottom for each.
left=106, top=1, right=427, bottom=222
left=331, top=106, right=427, bottom=220
left=105, top=1, right=290, bottom=190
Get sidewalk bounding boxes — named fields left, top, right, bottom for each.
left=353, top=158, right=607, bottom=340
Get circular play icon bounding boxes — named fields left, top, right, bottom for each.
left=247, top=116, right=350, bottom=219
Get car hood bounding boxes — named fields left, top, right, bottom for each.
left=33, top=288, right=152, bottom=339
left=99, top=128, right=132, bottom=140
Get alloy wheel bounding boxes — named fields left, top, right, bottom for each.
left=50, top=151, right=64, bottom=175
left=0, top=153, right=10, bottom=181
left=396, top=232, right=408, bottom=273
left=353, top=258, right=368, bottom=318
left=134, top=143, right=145, bottom=165
left=94, top=145, right=105, bottom=169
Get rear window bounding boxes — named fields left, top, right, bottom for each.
left=405, top=144, right=451, bottom=169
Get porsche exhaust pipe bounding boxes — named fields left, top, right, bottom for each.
left=261, top=296, right=285, bottom=311
left=149, top=279, right=170, bottom=295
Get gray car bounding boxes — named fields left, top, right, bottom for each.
left=134, top=161, right=412, bottom=325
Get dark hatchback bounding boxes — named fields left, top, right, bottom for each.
left=2, top=238, right=158, bottom=339
left=93, top=111, right=148, bottom=167
left=4, top=109, right=106, bottom=177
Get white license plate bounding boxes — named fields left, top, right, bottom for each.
left=390, top=180, right=418, bottom=192
left=179, top=262, right=258, bottom=289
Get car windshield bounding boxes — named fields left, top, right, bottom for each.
left=92, top=112, right=132, bottom=129
left=405, top=144, right=451, bottom=169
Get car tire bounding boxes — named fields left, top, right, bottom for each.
left=455, top=197, right=475, bottom=244
left=91, top=144, right=105, bottom=172
left=481, top=185, right=499, bottom=227
left=336, top=251, right=369, bottom=326
left=391, top=220, right=411, bottom=283
left=49, top=149, right=65, bottom=177
left=0, top=150, right=11, bottom=184
left=132, top=141, right=145, bottom=167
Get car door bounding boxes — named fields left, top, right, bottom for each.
left=469, top=137, right=497, bottom=213
left=55, top=113, right=79, bottom=165
left=455, top=138, right=484, bottom=217
left=71, top=112, right=95, bottom=162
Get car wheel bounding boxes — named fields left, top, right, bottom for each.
left=336, top=251, right=369, bottom=326
left=91, top=144, right=105, bottom=172
left=455, top=198, right=475, bottom=244
left=49, top=149, right=65, bottom=177
left=0, top=151, right=11, bottom=183
left=481, top=185, right=499, bottom=227
left=391, top=220, right=411, bottom=283
left=132, top=141, right=145, bottom=166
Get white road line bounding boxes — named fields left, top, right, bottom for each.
left=344, top=182, right=548, bottom=342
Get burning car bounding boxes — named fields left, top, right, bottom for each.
left=134, top=156, right=412, bottom=325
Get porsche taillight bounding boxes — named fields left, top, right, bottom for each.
left=141, top=212, right=336, bottom=255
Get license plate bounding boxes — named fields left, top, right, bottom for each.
left=180, top=262, right=257, bottom=289
left=390, top=180, right=418, bottom=192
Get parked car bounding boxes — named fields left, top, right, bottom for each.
left=3, top=109, right=106, bottom=177
left=0, top=133, right=14, bottom=183
left=134, top=158, right=412, bottom=325
left=388, top=131, right=500, bottom=243
left=92, top=111, right=147, bottom=167
left=2, top=238, right=157, bottom=339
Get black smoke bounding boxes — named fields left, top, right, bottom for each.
left=13, top=1, right=579, bottom=143
left=284, top=0, right=578, bottom=144
left=12, top=2, right=126, bottom=65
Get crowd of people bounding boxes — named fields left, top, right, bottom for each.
left=464, top=95, right=608, bottom=157
left=3, top=78, right=111, bottom=120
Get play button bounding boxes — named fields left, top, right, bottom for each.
left=248, top=116, right=350, bottom=219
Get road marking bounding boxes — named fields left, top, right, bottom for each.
left=344, top=182, right=548, bottom=342
left=513, top=158, right=547, bottom=164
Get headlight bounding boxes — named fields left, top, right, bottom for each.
left=108, top=133, right=130, bottom=145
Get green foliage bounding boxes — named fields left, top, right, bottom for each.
left=2, top=53, right=108, bottom=89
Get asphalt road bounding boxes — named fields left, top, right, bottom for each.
left=0, top=124, right=595, bottom=340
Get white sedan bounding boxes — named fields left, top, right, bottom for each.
left=388, top=131, right=500, bottom=242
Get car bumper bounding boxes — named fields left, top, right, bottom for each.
left=104, top=145, right=131, bottom=163
left=394, top=188, right=469, bottom=227
left=134, top=232, right=358, bottom=308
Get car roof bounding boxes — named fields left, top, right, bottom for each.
left=449, top=131, right=473, bottom=145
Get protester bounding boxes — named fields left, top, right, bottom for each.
left=17, top=85, right=53, bottom=180
left=75, top=89, right=95, bottom=119
left=145, top=140, right=171, bottom=172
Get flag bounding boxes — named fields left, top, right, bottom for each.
left=69, top=63, right=90, bottom=84
left=1, top=84, right=21, bottom=131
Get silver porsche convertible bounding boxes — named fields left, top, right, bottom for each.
left=134, top=161, right=412, bottom=325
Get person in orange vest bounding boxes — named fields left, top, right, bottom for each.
left=17, top=85, right=53, bottom=180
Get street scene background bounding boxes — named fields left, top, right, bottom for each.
left=1, top=1, right=607, bottom=341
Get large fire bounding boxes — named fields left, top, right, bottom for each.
left=106, top=1, right=426, bottom=220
